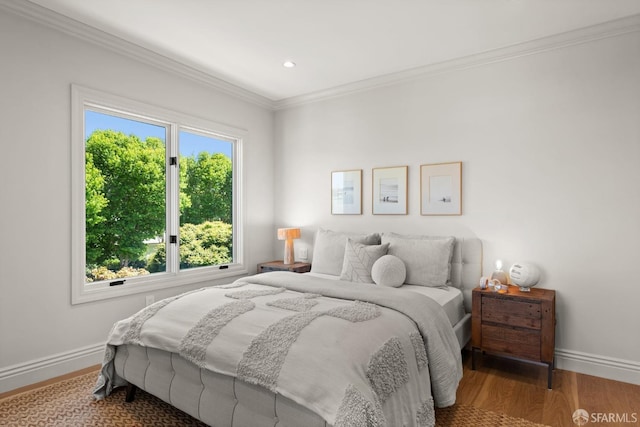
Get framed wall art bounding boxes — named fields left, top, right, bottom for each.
left=372, top=166, right=408, bottom=215
left=331, top=169, right=362, bottom=215
left=420, top=162, right=462, bottom=215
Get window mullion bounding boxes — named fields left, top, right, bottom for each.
left=167, top=123, right=180, bottom=273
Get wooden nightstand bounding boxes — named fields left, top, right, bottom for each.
left=471, top=286, right=556, bottom=389
left=257, top=260, right=311, bottom=274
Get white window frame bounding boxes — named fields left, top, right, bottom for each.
left=71, top=84, right=246, bottom=304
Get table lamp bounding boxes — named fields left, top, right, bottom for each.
left=277, top=227, right=301, bottom=264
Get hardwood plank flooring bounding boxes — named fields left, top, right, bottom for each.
left=460, top=351, right=640, bottom=426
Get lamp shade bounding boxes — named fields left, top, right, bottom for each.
left=277, top=228, right=301, bottom=240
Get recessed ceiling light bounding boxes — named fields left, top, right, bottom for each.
left=283, top=61, right=296, bottom=68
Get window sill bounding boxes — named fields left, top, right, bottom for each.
left=71, top=265, right=248, bottom=304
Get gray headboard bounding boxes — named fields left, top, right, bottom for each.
left=450, top=238, right=483, bottom=313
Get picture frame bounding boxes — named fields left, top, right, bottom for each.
left=372, top=166, right=408, bottom=215
left=331, top=169, right=362, bottom=215
left=420, top=162, right=462, bottom=215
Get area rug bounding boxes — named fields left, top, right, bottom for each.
left=435, top=404, right=550, bottom=427
left=0, top=372, right=550, bottom=426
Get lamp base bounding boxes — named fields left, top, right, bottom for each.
left=283, top=239, right=295, bottom=264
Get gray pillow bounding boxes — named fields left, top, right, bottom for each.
left=339, top=239, right=389, bottom=283
left=381, top=233, right=455, bottom=288
left=311, top=228, right=381, bottom=276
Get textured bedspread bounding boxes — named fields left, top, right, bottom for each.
left=94, top=272, right=462, bottom=427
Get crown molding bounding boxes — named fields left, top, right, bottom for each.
left=0, top=0, right=275, bottom=110
left=2, top=1, right=638, bottom=112
left=274, top=13, right=640, bottom=110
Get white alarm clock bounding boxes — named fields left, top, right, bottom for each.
left=509, top=262, right=540, bottom=292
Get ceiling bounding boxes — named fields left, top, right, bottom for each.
left=24, top=0, right=640, bottom=102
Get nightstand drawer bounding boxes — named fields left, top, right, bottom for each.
left=481, top=324, right=541, bottom=360
left=482, top=297, right=541, bottom=329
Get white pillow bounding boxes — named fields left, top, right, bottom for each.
left=311, top=228, right=381, bottom=276
left=381, top=233, right=455, bottom=288
left=371, top=255, right=406, bottom=287
left=339, top=239, right=389, bottom=283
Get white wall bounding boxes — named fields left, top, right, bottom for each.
left=274, top=31, right=640, bottom=383
left=0, top=9, right=275, bottom=391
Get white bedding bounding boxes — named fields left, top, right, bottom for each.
left=400, top=285, right=465, bottom=327
left=305, top=272, right=465, bottom=327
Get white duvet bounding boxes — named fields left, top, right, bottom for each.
left=94, top=272, right=462, bottom=427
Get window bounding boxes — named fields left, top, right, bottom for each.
left=72, top=85, right=245, bottom=303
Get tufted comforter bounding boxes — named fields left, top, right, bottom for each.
left=94, top=272, right=462, bottom=427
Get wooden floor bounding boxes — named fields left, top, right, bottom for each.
left=459, top=351, right=640, bottom=427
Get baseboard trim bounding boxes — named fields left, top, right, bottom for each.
left=2, top=343, right=638, bottom=394
left=0, top=343, right=105, bottom=394
left=555, top=348, right=640, bottom=385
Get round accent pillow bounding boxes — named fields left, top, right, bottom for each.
left=371, top=255, right=406, bottom=287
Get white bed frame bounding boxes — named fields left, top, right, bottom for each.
left=115, top=238, right=482, bottom=427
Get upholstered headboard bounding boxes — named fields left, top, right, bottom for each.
left=450, top=237, right=483, bottom=313
left=307, top=228, right=483, bottom=313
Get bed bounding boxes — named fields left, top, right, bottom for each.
left=94, top=230, right=482, bottom=427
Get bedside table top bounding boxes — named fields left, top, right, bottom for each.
left=259, top=260, right=311, bottom=269
left=473, top=285, right=555, bottom=302
left=257, top=260, right=312, bottom=274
